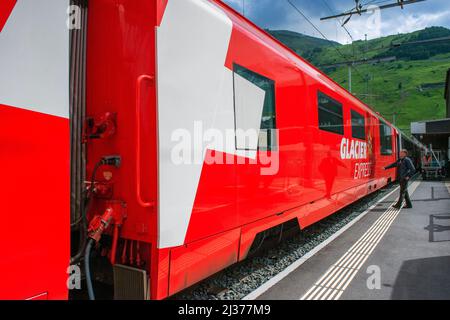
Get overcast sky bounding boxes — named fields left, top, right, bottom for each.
left=222, top=0, right=450, bottom=44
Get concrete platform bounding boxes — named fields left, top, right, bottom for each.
left=254, top=179, right=450, bottom=300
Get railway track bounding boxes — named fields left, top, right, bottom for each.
left=173, top=183, right=399, bottom=300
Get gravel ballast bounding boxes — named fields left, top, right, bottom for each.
left=173, top=183, right=397, bottom=300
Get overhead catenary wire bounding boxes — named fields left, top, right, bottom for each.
left=321, top=0, right=426, bottom=21
left=336, top=0, right=393, bottom=27
left=345, top=35, right=450, bottom=56
left=285, top=0, right=429, bottom=117
left=363, top=0, right=400, bottom=6
left=320, top=0, right=355, bottom=61
left=286, top=0, right=366, bottom=81
left=320, top=0, right=354, bottom=42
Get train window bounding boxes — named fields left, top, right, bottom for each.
left=318, top=91, right=344, bottom=135
left=351, top=110, right=366, bottom=140
left=233, top=64, right=277, bottom=151
left=379, top=121, right=393, bottom=155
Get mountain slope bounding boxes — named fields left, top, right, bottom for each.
left=266, top=29, right=340, bottom=58
left=269, top=27, right=450, bottom=134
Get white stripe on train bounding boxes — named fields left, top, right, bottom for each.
left=0, top=0, right=69, bottom=119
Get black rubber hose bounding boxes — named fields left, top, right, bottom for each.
left=84, top=238, right=96, bottom=300
left=70, top=160, right=101, bottom=265
left=70, top=220, right=87, bottom=265
left=70, top=193, right=92, bottom=265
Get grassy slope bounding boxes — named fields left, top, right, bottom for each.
left=327, top=54, right=449, bottom=133
left=267, top=30, right=340, bottom=57
left=270, top=27, right=450, bottom=134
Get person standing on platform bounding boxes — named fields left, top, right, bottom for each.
left=385, top=149, right=416, bottom=209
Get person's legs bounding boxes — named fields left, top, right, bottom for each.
left=404, top=180, right=412, bottom=208
left=394, top=180, right=406, bottom=208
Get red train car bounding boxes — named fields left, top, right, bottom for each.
left=0, top=0, right=419, bottom=300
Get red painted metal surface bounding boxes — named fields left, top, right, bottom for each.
left=86, top=0, right=398, bottom=299
left=0, top=104, right=69, bottom=300
left=135, top=75, right=156, bottom=209
left=87, top=0, right=158, bottom=239
left=0, top=0, right=16, bottom=33
left=0, top=0, right=410, bottom=300
left=163, top=0, right=397, bottom=296
left=86, top=0, right=161, bottom=299
left=169, top=229, right=240, bottom=296
left=156, top=0, right=168, bottom=26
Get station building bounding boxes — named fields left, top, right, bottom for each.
left=411, top=68, right=450, bottom=169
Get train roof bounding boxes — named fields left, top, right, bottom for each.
left=213, top=0, right=395, bottom=127
left=394, top=124, right=427, bottom=150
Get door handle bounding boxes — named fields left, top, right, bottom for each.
left=135, top=75, right=155, bottom=208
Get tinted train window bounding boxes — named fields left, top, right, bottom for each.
left=233, top=64, right=277, bottom=151
left=318, top=92, right=344, bottom=135
left=351, top=110, right=366, bottom=140
left=379, top=121, right=393, bottom=155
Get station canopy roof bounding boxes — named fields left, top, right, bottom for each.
left=411, top=118, right=450, bottom=135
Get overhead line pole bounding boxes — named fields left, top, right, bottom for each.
left=319, top=56, right=396, bottom=100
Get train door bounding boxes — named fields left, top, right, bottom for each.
left=367, top=113, right=377, bottom=182
left=82, top=0, right=161, bottom=299
left=0, top=0, right=70, bottom=299
left=399, top=132, right=403, bottom=158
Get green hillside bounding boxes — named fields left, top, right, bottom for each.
left=266, top=29, right=340, bottom=58
left=270, top=27, right=450, bottom=134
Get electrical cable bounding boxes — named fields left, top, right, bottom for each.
left=74, top=155, right=122, bottom=295
left=84, top=238, right=96, bottom=300
left=320, top=0, right=354, bottom=43
left=70, top=213, right=87, bottom=265
left=320, top=0, right=357, bottom=63
left=70, top=189, right=91, bottom=227
left=70, top=159, right=102, bottom=265
left=70, top=160, right=101, bottom=229
left=286, top=0, right=366, bottom=81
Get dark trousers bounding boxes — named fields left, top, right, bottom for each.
left=395, top=179, right=412, bottom=207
